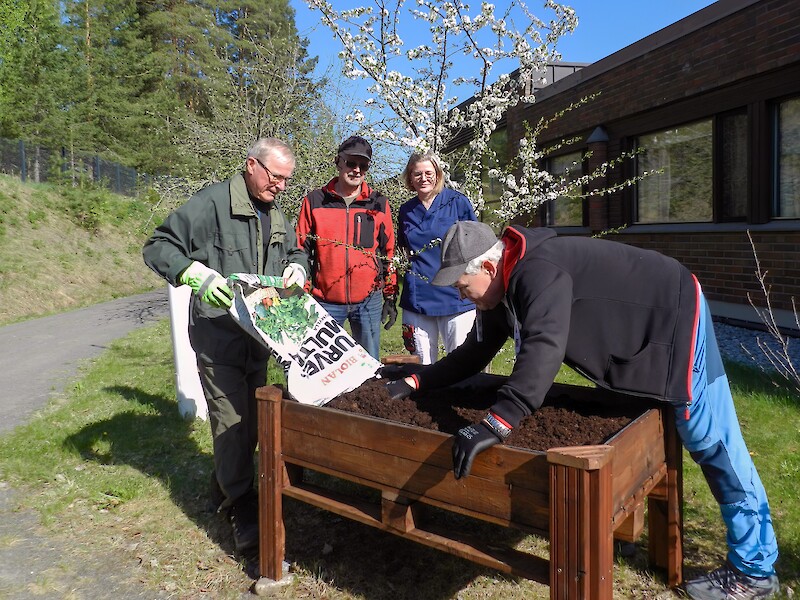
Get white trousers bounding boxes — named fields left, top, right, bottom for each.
left=402, top=309, right=476, bottom=365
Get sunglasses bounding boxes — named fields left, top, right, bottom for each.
left=343, top=158, right=370, bottom=172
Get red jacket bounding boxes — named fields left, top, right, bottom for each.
left=296, top=178, right=397, bottom=304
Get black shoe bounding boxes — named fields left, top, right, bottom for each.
left=683, top=562, right=779, bottom=600
left=228, top=493, right=259, bottom=553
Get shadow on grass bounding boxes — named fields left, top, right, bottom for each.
left=282, top=498, right=510, bottom=600
left=59, top=385, right=508, bottom=598
left=62, top=385, right=238, bottom=557
left=725, top=359, right=799, bottom=401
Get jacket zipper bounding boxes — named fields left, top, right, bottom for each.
left=344, top=205, right=351, bottom=304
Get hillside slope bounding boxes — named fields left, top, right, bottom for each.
left=0, top=174, right=164, bottom=325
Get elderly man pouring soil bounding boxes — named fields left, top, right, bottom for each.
left=383, top=221, right=779, bottom=600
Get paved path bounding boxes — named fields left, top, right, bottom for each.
left=0, top=289, right=172, bottom=599
left=0, top=289, right=169, bottom=434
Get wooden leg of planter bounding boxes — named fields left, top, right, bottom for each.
left=255, top=385, right=287, bottom=586
left=548, top=445, right=615, bottom=600
left=647, top=409, right=684, bottom=587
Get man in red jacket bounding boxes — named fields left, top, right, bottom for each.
left=296, top=136, right=397, bottom=359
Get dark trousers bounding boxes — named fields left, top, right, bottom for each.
left=197, top=349, right=267, bottom=510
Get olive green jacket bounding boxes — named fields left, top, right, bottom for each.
left=142, top=173, right=308, bottom=361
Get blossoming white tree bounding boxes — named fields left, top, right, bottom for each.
left=304, top=0, right=581, bottom=220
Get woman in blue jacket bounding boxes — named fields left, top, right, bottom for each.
left=397, top=151, right=477, bottom=364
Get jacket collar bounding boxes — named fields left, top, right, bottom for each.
left=499, top=226, right=527, bottom=289
left=229, top=173, right=286, bottom=237
left=499, top=225, right=559, bottom=288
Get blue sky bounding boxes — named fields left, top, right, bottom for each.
left=291, top=0, right=718, bottom=80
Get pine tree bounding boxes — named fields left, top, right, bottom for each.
left=0, top=0, right=71, bottom=180
left=61, top=0, right=155, bottom=166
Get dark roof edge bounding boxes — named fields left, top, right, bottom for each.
left=535, top=0, right=762, bottom=102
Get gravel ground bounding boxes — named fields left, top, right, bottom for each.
left=714, top=321, right=800, bottom=377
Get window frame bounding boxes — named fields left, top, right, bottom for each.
left=771, top=95, right=800, bottom=220
left=633, top=111, right=752, bottom=225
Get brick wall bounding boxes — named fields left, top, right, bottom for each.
left=604, top=231, right=800, bottom=311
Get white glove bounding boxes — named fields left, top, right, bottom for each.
left=282, top=263, right=306, bottom=288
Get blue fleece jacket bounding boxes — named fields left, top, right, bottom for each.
left=398, top=188, right=477, bottom=316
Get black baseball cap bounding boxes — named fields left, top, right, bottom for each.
left=337, top=136, right=372, bottom=160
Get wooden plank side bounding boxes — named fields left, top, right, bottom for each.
left=283, top=429, right=551, bottom=531
left=589, top=462, right=614, bottom=600
left=648, top=409, right=684, bottom=586
left=282, top=401, right=550, bottom=489
left=607, top=408, right=667, bottom=510
left=548, top=446, right=615, bottom=600
left=256, top=386, right=285, bottom=582
left=282, top=402, right=550, bottom=484
left=288, top=454, right=550, bottom=535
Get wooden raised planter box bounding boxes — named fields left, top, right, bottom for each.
left=255, top=380, right=683, bottom=599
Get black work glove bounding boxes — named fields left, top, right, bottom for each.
left=381, top=295, right=398, bottom=330
left=385, top=378, right=414, bottom=401
left=452, top=422, right=502, bottom=480
left=378, top=363, right=424, bottom=380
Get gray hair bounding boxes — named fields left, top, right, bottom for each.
left=248, top=137, right=294, bottom=164
left=465, top=240, right=505, bottom=275
left=401, top=150, right=445, bottom=195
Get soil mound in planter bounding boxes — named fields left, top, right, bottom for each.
left=326, top=375, right=654, bottom=452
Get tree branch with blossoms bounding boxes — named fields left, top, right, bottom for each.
left=304, top=0, right=578, bottom=213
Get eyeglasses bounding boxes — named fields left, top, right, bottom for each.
left=412, top=171, right=436, bottom=181
left=344, top=158, right=370, bottom=172
left=254, top=157, right=292, bottom=184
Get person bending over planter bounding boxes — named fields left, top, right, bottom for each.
left=382, top=221, right=779, bottom=600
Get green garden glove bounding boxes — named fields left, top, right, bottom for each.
left=179, top=261, right=233, bottom=308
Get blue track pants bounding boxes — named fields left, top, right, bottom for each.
left=674, top=285, right=778, bottom=577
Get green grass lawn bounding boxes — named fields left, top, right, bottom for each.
left=0, top=318, right=797, bottom=599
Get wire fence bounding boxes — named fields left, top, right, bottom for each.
left=0, top=137, right=152, bottom=197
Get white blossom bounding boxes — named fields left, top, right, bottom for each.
left=305, top=0, right=583, bottom=221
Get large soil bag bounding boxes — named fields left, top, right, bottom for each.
left=227, top=274, right=381, bottom=406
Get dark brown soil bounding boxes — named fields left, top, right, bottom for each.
left=327, top=375, right=650, bottom=452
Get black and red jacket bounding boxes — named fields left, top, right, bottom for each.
left=415, top=225, right=699, bottom=430
left=296, top=178, right=397, bottom=304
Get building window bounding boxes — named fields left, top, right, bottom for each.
left=636, top=121, right=713, bottom=223
left=774, top=97, right=800, bottom=219
left=546, top=151, right=584, bottom=226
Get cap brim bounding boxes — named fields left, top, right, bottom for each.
left=431, top=262, right=467, bottom=287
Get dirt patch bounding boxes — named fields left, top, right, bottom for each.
left=327, top=375, right=648, bottom=451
